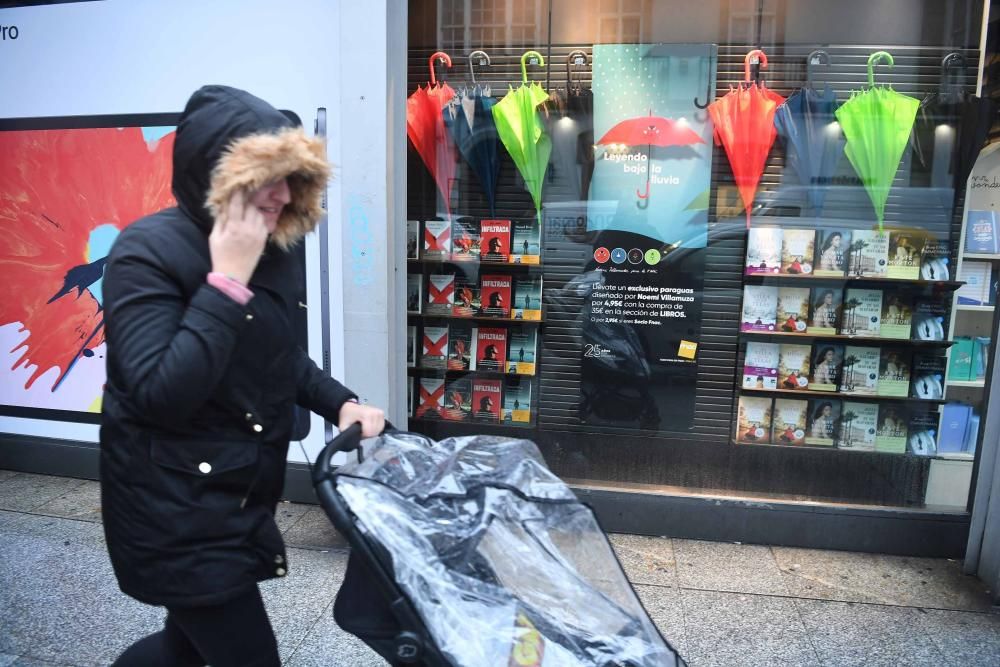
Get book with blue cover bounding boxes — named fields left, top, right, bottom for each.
left=938, top=403, right=972, bottom=453
left=966, top=210, right=999, bottom=254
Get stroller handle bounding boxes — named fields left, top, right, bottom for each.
left=311, top=420, right=396, bottom=486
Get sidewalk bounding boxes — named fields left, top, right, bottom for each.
left=1, top=470, right=999, bottom=666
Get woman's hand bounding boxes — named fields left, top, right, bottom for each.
left=338, top=400, right=386, bottom=438
left=210, top=190, right=268, bottom=285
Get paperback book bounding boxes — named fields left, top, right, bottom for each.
left=887, top=231, right=925, bottom=279
left=506, top=326, right=538, bottom=375
left=840, top=345, right=879, bottom=395
left=510, top=220, right=541, bottom=264
left=907, top=411, right=939, bottom=456
left=471, top=378, right=503, bottom=422
left=875, top=404, right=909, bottom=453
left=741, top=285, right=778, bottom=332
left=745, top=227, right=782, bottom=274
left=880, top=292, right=913, bottom=339
left=473, top=326, right=508, bottom=372
left=965, top=210, right=999, bottom=254
left=480, top=219, right=512, bottom=262
left=406, top=325, right=417, bottom=368
left=512, top=275, right=543, bottom=321
left=837, top=402, right=878, bottom=451
left=777, top=287, right=811, bottom=333
left=406, top=220, right=419, bottom=260
left=808, top=287, right=842, bottom=335
left=406, top=274, right=423, bottom=314
left=910, top=353, right=947, bottom=400
left=447, top=323, right=474, bottom=371
left=479, top=274, right=513, bottom=318
left=423, top=218, right=452, bottom=260
left=452, top=272, right=480, bottom=318
left=742, top=342, right=780, bottom=390
left=772, top=398, right=808, bottom=445
left=502, top=376, right=532, bottom=423
left=813, top=228, right=851, bottom=277
left=736, top=395, right=773, bottom=444
left=407, top=376, right=415, bottom=416
left=778, top=344, right=812, bottom=390
left=841, top=288, right=882, bottom=337
left=920, top=239, right=951, bottom=281
left=441, top=377, right=472, bottom=421
left=877, top=347, right=911, bottom=397
left=805, top=398, right=841, bottom=446
left=780, top=229, right=815, bottom=275
left=425, top=273, right=455, bottom=316
left=948, top=337, right=974, bottom=381
left=912, top=296, right=949, bottom=341
left=420, top=326, right=449, bottom=369
left=847, top=230, right=889, bottom=278
left=957, top=261, right=991, bottom=306
left=415, top=377, right=445, bottom=419
left=451, top=216, right=481, bottom=261
left=809, top=344, right=844, bottom=392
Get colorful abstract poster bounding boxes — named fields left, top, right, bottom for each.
left=588, top=44, right=716, bottom=247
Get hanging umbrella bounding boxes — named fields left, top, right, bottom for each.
left=444, top=50, right=500, bottom=216
left=407, top=51, right=457, bottom=216
left=834, top=51, right=920, bottom=230
left=774, top=50, right=845, bottom=214
left=492, top=50, right=552, bottom=224
left=708, top=49, right=786, bottom=227
left=566, top=49, right=596, bottom=199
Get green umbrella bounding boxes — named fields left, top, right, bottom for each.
left=492, top=50, right=552, bottom=224
left=835, top=51, right=919, bottom=230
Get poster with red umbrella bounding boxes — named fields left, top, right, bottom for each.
left=407, top=52, right=457, bottom=217
left=708, top=49, right=786, bottom=227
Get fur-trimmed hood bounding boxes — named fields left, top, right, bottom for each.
left=172, top=85, right=329, bottom=249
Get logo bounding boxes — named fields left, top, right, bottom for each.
left=627, top=248, right=643, bottom=264
left=644, top=249, right=661, bottom=265
left=593, top=247, right=610, bottom=263
left=611, top=248, right=627, bottom=264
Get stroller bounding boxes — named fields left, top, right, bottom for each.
left=313, top=423, right=685, bottom=667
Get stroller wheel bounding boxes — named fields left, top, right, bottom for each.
left=394, top=631, right=423, bottom=664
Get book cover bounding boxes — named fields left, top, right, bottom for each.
left=420, top=326, right=449, bottom=369
left=876, top=404, right=909, bottom=453
left=506, top=326, right=538, bottom=376
left=837, top=401, right=878, bottom=451
left=415, top=377, right=445, bottom=419
left=736, top=395, right=773, bottom=444
left=745, top=227, right=782, bottom=274
left=480, top=219, right=512, bottom=263
left=920, top=239, right=951, bottom=281
left=479, top=274, right=513, bottom=318
left=406, top=220, right=420, bottom=260
left=974, top=337, right=991, bottom=380
left=452, top=272, right=480, bottom=318
left=879, top=292, right=913, bottom=339
left=451, top=216, right=481, bottom=261
left=772, top=398, right=808, bottom=445
left=948, top=337, right=974, bottom=382
left=742, top=342, right=780, bottom=390
left=887, top=231, right=925, bottom=280
left=805, top=398, right=841, bottom=446
left=741, top=286, right=778, bottom=332
left=441, top=377, right=473, bottom=422
left=840, top=345, right=879, bottom=395
left=965, top=413, right=981, bottom=453
left=912, top=296, right=949, bottom=341
left=841, top=288, right=882, bottom=336
left=407, top=325, right=417, bottom=368
left=448, top=323, right=474, bottom=371
left=910, top=353, right=946, bottom=399
left=512, top=275, right=543, bottom=321
left=877, top=348, right=911, bottom=397
left=907, top=411, right=938, bottom=456
left=423, top=219, right=452, bottom=259
left=406, top=274, right=423, bottom=314
left=957, top=261, right=990, bottom=305
left=510, top=219, right=541, bottom=264
left=938, top=403, right=972, bottom=453
left=777, top=287, right=811, bottom=333
left=473, top=326, right=508, bottom=371
left=809, top=344, right=844, bottom=392
left=407, top=376, right=415, bottom=416
left=426, top=273, right=455, bottom=316
left=778, top=344, right=812, bottom=390
left=502, top=376, right=532, bottom=423
left=471, top=378, right=503, bottom=422
left=808, top=287, right=842, bottom=335
left=965, top=210, right=999, bottom=254
left=847, top=230, right=889, bottom=278
left=780, top=229, right=816, bottom=275
left=814, top=229, right=851, bottom=277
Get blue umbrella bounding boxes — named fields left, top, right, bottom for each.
left=774, top=51, right=845, bottom=214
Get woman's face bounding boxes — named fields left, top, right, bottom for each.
left=822, top=405, right=831, bottom=416
left=824, top=350, right=834, bottom=361
left=831, top=234, right=841, bottom=248
left=823, top=293, right=833, bottom=305
left=249, top=178, right=292, bottom=232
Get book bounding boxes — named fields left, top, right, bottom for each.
left=510, top=219, right=541, bottom=264
left=948, top=337, right=974, bottom=381
left=406, top=274, right=423, bottom=314
left=809, top=344, right=844, bottom=392
left=452, top=272, right=480, bottom=317
left=406, top=325, right=417, bottom=368
left=847, top=230, right=889, bottom=278
left=741, top=285, right=778, bottom=332
left=813, top=229, right=850, bottom=277
left=841, top=288, right=882, bottom=337
left=742, top=342, right=780, bottom=390
left=745, top=227, right=782, bottom=274
left=957, top=261, right=991, bottom=305
left=965, top=413, right=981, bottom=453
left=512, top=275, right=543, bottom=321
left=974, top=337, right=991, bottom=380
left=840, top=345, right=879, bottom=395
left=415, top=377, right=445, bottom=419
left=441, top=377, right=472, bottom=421
left=776, top=287, right=811, bottom=333
left=805, top=398, right=841, bottom=446
left=407, top=376, right=415, bottom=416
left=778, top=344, right=812, bottom=390
left=471, top=378, right=503, bottom=422
left=447, top=323, right=474, bottom=371
left=451, top=216, right=480, bottom=261
left=879, top=292, right=913, bottom=339
left=877, top=348, right=911, bottom=397
left=808, top=288, right=842, bottom=335
left=910, top=352, right=946, bottom=399
left=406, top=220, right=420, bottom=260
left=965, top=210, right=999, bottom=254
left=426, top=273, right=455, bottom=316
left=473, top=326, right=508, bottom=372
left=920, top=239, right=951, bottom=281
left=736, top=395, right=773, bottom=444
left=502, top=376, right=532, bottom=423
left=837, top=401, right=878, bottom=451
left=479, top=274, right=513, bottom=318
left=506, top=326, right=538, bottom=376
left=875, top=404, right=909, bottom=453
left=907, top=411, right=938, bottom=456
left=887, top=231, right=925, bottom=280
left=480, top=219, right=512, bottom=263
left=912, top=296, right=949, bottom=341
left=772, top=398, right=808, bottom=445
left=420, top=326, right=449, bottom=369
left=423, top=219, right=452, bottom=259
left=938, top=403, right=972, bottom=453
left=780, top=229, right=815, bottom=275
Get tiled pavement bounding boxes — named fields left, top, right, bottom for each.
left=1, top=472, right=999, bottom=666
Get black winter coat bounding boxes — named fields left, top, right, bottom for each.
left=100, top=86, right=355, bottom=608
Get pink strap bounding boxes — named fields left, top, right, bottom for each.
left=207, top=272, right=254, bottom=306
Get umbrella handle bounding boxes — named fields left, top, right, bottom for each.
left=429, top=51, right=452, bottom=87
left=521, top=50, right=546, bottom=84
left=744, top=49, right=768, bottom=83
left=806, top=49, right=830, bottom=88
left=567, top=49, right=588, bottom=91
left=867, top=51, right=893, bottom=88
left=469, top=50, right=490, bottom=86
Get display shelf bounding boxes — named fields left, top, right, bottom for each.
left=407, top=367, right=534, bottom=379
left=936, top=452, right=976, bottom=460
left=409, top=415, right=535, bottom=429
left=731, top=438, right=966, bottom=461
left=409, top=312, right=545, bottom=325
left=738, top=331, right=953, bottom=347
left=947, top=379, right=986, bottom=388
left=738, top=387, right=945, bottom=405
left=743, top=274, right=963, bottom=289
left=955, top=304, right=995, bottom=312
left=963, top=253, right=1000, bottom=260
left=408, top=258, right=542, bottom=269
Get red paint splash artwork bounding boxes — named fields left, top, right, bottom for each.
left=0, top=127, right=175, bottom=390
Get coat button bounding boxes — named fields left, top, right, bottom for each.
left=276, top=567, right=286, bottom=577
left=253, top=424, right=263, bottom=433
left=198, top=462, right=212, bottom=474
left=245, top=313, right=253, bottom=321
left=245, top=412, right=253, bottom=421
left=274, top=554, right=284, bottom=565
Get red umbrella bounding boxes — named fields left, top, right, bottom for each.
left=407, top=52, right=457, bottom=216
left=596, top=112, right=704, bottom=203
left=708, top=49, right=786, bottom=227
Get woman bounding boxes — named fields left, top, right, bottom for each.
left=101, top=85, right=384, bottom=666
left=818, top=232, right=843, bottom=272
left=813, top=347, right=839, bottom=385
left=811, top=290, right=838, bottom=329
left=810, top=402, right=834, bottom=439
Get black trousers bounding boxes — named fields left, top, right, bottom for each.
left=112, top=586, right=280, bottom=667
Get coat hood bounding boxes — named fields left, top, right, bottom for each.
left=172, top=85, right=330, bottom=249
